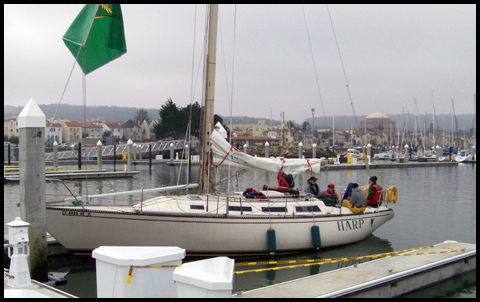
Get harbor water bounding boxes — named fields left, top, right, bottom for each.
left=4, top=162, right=476, bottom=298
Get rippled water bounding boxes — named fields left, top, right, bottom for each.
left=4, top=162, right=476, bottom=298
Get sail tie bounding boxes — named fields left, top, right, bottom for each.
left=306, top=158, right=313, bottom=175
left=216, top=145, right=240, bottom=167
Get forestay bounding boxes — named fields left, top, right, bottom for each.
left=210, top=130, right=321, bottom=175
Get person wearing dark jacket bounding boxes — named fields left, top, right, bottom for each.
left=304, top=176, right=319, bottom=197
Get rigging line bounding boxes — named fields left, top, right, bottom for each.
left=301, top=4, right=327, bottom=128
left=326, top=4, right=370, bottom=178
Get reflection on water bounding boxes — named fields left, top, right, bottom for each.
left=3, top=163, right=476, bottom=298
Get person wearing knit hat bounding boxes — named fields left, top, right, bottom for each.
left=366, top=175, right=383, bottom=207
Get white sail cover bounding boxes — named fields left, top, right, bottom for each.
left=210, top=130, right=321, bottom=174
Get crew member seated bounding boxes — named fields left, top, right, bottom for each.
left=278, top=172, right=295, bottom=188
left=318, top=183, right=339, bottom=206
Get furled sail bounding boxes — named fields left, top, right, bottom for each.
left=210, top=130, right=321, bottom=174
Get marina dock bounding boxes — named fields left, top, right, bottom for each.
left=323, top=160, right=459, bottom=170
left=4, top=170, right=139, bottom=182
left=4, top=273, right=77, bottom=298
left=234, top=241, right=475, bottom=298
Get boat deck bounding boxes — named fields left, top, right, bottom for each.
left=234, top=241, right=476, bottom=298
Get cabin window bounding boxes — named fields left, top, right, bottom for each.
left=188, top=195, right=202, bottom=200
left=262, top=207, right=287, bottom=213
left=190, top=205, right=204, bottom=210
left=295, top=206, right=321, bottom=213
left=228, top=206, right=252, bottom=212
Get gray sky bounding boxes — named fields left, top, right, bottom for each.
left=4, top=4, right=476, bottom=123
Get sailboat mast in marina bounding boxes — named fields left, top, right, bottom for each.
left=200, top=4, right=218, bottom=193
left=46, top=4, right=396, bottom=255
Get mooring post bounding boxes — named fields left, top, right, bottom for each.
left=312, top=143, right=317, bottom=159
left=113, top=141, right=117, bottom=172
left=8, top=144, right=11, bottom=165
left=149, top=143, right=152, bottom=172
left=367, top=143, right=372, bottom=164
left=265, top=141, right=269, bottom=158
left=127, top=139, right=133, bottom=171
left=17, top=99, right=48, bottom=282
left=436, top=145, right=442, bottom=162
left=78, top=142, right=82, bottom=170
left=298, top=142, right=303, bottom=159
left=170, top=143, right=174, bottom=164
left=97, top=140, right=102, bottom=169
left=404, top=144, right=409, bottom=163
left=53, top=141, right=58, bottom=168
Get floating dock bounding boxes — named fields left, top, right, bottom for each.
left=4, top=170, right=139, bottom=182
left=234, top=241, right=475, bottom=298
left=4, top=270, right=77, bottom=298
left=323, top=161, right=458, bottom=171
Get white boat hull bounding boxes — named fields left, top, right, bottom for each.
left=45, top=205, right=394, bottom=255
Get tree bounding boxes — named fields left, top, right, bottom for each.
left=153, top=99, right=230, bottom=140
left=181, top=102, right=201, bottom=138
left=134, top=108, right=151, bottom=126
left=302, top=121, right=310, bottom=131
left=154, top=99, right=182, bottom=139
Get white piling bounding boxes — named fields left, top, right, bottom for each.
left=97, top=140, right=103, bottom=169
left=404, top=144, right=410, bottom=163
left=17, top=98, right=48, bottom=282
left=53, top=141, right=58, bottom=168
left=127, top=139, right=133, bottom=171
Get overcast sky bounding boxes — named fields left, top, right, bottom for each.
left=4, top=4, right=476, bottom=123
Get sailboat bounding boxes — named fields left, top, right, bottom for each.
left=46, top=4, right=395, bottom=255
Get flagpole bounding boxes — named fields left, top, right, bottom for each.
left=52, top=4, right=99, bottom=122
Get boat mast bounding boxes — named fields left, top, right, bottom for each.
left=200, top=4, right=219, bottom=192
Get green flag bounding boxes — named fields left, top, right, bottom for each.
left=63, top=4, right=127, bottom=75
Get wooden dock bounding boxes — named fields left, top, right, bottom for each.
left=233, top=241, right=475, bottom=298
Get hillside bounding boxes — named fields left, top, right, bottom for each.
left=4, top=104, right=475, bottom=132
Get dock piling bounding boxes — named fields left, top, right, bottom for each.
left=17, top=98, right=48, bottom=282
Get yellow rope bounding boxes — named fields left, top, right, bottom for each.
left=125, top=245, right=465, bottom=282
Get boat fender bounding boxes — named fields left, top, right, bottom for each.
left=72, top=200, right=84, bottom=206
left=387, top=186, right=398, bottom=203
left=267, top=227, right=276, bottom=254
left=311, top=225, right=321, bottom=249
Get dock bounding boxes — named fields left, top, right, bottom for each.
left=234, top=241, right=475, bottom=298
left=4, top=170, right=140, bottom=182
left=323, top=160, right=458, bottom=171
left=4, top=269, right=77, bottom=298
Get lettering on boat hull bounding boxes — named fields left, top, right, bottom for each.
left=337, top=219, right=365, bottom=232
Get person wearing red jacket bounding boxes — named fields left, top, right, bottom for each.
left=366, top=176, right=383, bottom=207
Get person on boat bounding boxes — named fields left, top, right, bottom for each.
left=304, top=176, right=320, bottom=197
left=366, top=176, right=383, bottom=208
left=342, top=183, right=367, bottom=213
left=318, top=183, right=339, bottom=206
left=278, top=171, right=295, bottom=188
left=342, top=182, right=354, bottom=201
